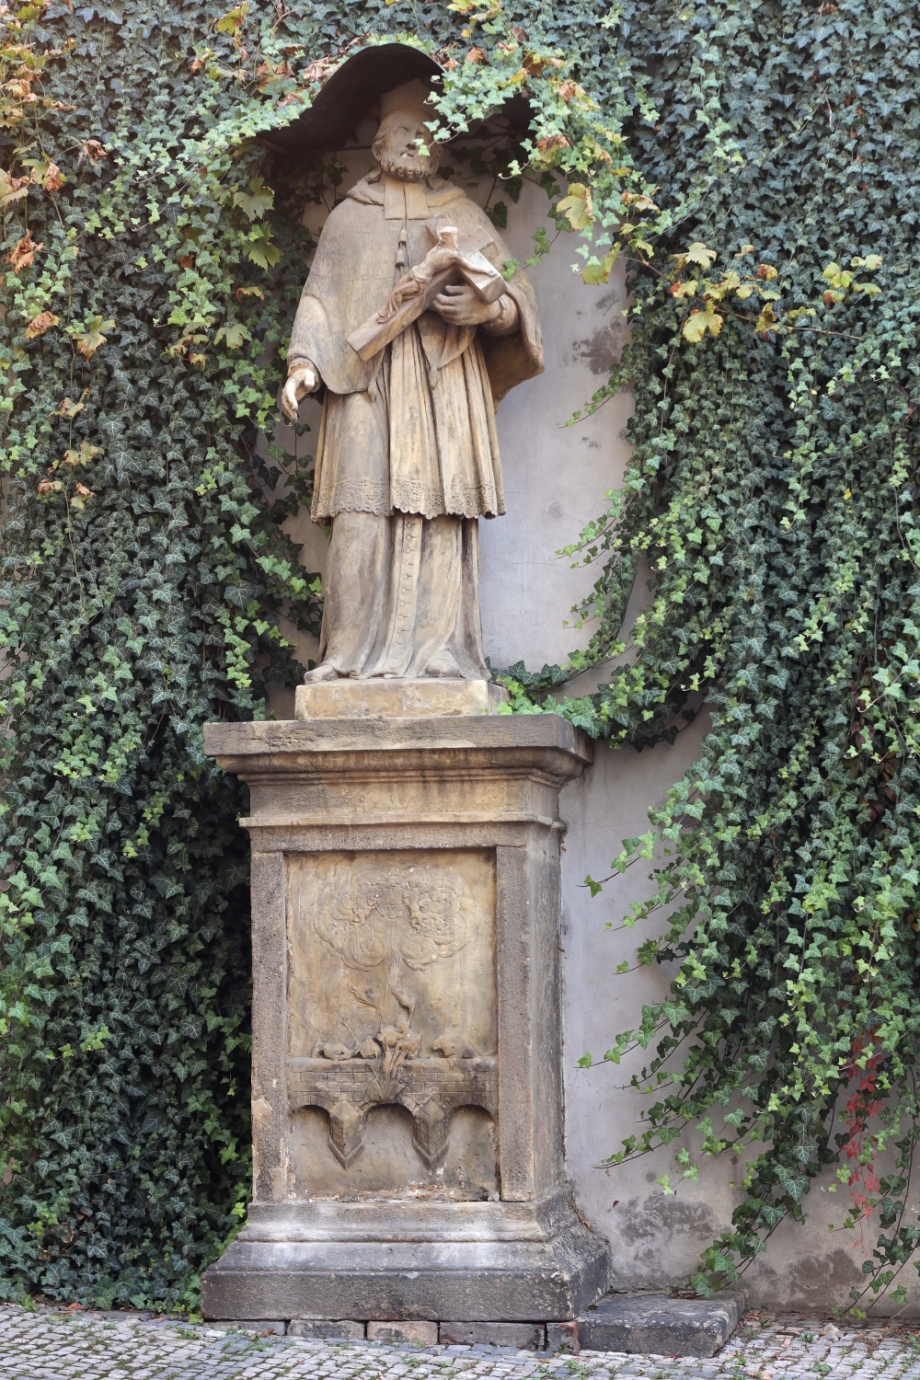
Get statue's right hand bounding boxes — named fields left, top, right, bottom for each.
left=281, top=365, right=319, bottom=422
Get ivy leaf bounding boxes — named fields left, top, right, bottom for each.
left=25, top=311, right=59, bottom=339
left=57, top=396, right=85, bottom=418
left=214, top=322, right=251, bottom=349
left=231, top=177, right=274, bottom=223
left=246, top=224, right=281, bottom=271
left=557, top=182, right=593, bottom=231
left=0, top=168, right=29, bottom=209
left=62, top=443, right=102, bottom=468
left=73, top=316, right=115, bottom=359
left=686, top=242, right=717, bottom=269
left=582, top=248, right=618, bottom=285
left=682, top=305, right=723, bottom=342
left=487, top=200, right=508, bottom=229
left=215, top=1, right=247, bottom=37
left=8, top=233, right=43, bottom=273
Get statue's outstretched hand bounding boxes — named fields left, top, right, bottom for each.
left=281, top=365, right=319, bottom=422
left=433, top=283, right=503, bottom=327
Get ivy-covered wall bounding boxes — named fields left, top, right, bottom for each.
left=2, top=0, right=919, bottom=1318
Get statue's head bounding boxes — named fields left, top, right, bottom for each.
left=373, top=79, right=442, bottom=183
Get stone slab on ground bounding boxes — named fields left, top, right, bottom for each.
left=439, top=1321, right=545, bottom=1348
left=367, top=1320, right=439, bottom=1346
left=207, top=1318, right=287, bottom=1335
left=287, top=1318, right=365, bottom=1338
left=577, top=1292, right=744, bottom=1357
left=547, top=1319, right=581, bottom=1353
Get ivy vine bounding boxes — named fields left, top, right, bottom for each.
left=1, top=0, right=917, bottom=1317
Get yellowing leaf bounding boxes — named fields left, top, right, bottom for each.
left=58, top=396, right=85, bottom=418
left=0, top=168, right=29, bottom=210
left=670, top=278, right=698, bottom=299
left=682, top=305, right=723, bottom=342
left=581, top=248, right=619, bottom=286
left=686, top=241, right=717, bottom=270
left=215, top=1, right=247, bottom=37
left=62, top=442, right=101, bottom=468
left=755, top=303, right=778, bottom=334
left=557, top=183, right=593, bottom=231
left=214, top=322, right=251, bottom=349
left=73, top=316, right=115, bottom=359
left=705, top=270, right=740, bottom=301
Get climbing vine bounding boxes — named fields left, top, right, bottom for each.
left=1, top=0, right=918, bottom=1317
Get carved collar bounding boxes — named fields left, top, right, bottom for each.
left=348, top=176, right=467, bottom=220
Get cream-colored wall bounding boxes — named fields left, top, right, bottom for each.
left=267, top=139, right=910, bottom=1312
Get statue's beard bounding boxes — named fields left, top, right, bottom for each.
left=377, top=150, right=436, bottom=183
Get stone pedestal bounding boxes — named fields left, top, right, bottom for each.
left=201, top=694, right=609, bottom=1323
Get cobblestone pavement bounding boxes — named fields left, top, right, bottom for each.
left=2, top=1304, right=920, bottom=1380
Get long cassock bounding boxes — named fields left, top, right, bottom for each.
left=288, top=172, right=544, bottom=680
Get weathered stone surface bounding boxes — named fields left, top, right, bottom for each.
left=576, top=1292, right=743, bottom=1357
left=207, top=1320, right=287, bottom=1335
left=295, top=678, right=508, bottom=720
left=199, top=1199, right=609, bottom=1322
left=439, top=1322, right=545, bottom=1349
left=287, top=846, right=497, bottom=1195
left=288, top=1320, right=365, bottom=1339
left=367, top=1321, right=438, bottom=1346
left=547, top=1321, right=580, bottom=1354
left=201, top=713, right=608, bottom=1323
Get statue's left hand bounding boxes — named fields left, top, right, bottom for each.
left=433, top=283, right=503, bottom=327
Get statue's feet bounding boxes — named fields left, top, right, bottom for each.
left=423, top=649, right=462, bottom=678
left=303, top=662, right=342, bottom=682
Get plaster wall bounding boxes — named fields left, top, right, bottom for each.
left=268, top=138, right=910, bottom=1313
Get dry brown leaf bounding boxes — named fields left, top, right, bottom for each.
left=8, top=233, right=44, bottom=274
left=25, top=310, right=60, bottom=339
left=43, top=161, right=64, bottom=192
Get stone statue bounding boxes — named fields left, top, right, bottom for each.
left=281, top=79, right=544, bottom=682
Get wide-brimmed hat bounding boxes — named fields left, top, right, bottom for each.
left=259, top=44, right=443, bottom=155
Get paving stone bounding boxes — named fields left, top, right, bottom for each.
left=367, top=1321, right=439, bottom=1346
left=4, top=1304, right=920, bottom=1380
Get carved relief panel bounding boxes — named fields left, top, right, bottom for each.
left=286, top=849, right=498, bottom=1199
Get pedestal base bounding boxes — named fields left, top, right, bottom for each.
left=201, top=1193, right=609, bottom=1322
left=201, top=715, right=609, bottom=1324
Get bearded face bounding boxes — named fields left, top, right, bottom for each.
left=373, top=110, right=442, bottom=183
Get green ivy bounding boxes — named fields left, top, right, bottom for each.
left=2, top=0, right=918, bottom=1317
